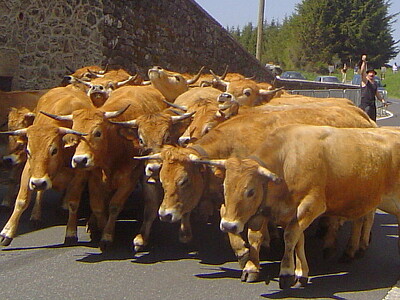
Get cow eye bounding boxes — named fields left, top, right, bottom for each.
left=246, top=188, right=255, bottom=198
left=179, top=176, right=188, bottom=187
left=163, top=132, right=171, bottom=144
left=174, top=76, right=181, bottom=82
left=50, top=147, right=58, bottom=156
left=138, top=135, right=145, bottom=146
left=93, top=130, right=102, bottom=138
left=244, top=90, right=251, bottom=97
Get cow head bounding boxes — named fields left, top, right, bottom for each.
left=138, top=146, right=207, bottom=223
left=1, top=124, right=85, bottom=191
left=112, top=110, right=194, bottom=153
left=61, top=65, right=105, bottom=86
left=67, top=106, right=129, bottom=169
left=178, top=100, right=227, bottom=146
left=217, top=157, right=281, bottom=234
left=214, top=77, right=281, bottom=107
left=148, top=66, right=204, bottom=101
left=2, top=107, right=35, bottom=166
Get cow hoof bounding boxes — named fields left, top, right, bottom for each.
left=64, top=236, right=78, bottom=245
left=90, top=230, right=102, bottom=243
left=296, top=276, right=308, bottom=287
left=279, top=275, right=295, bottom=289
left=0, top=234, right=13, bottom=246
left=99, top=240, right=112, bottom=253
left=241, top=271, right=259, bottom=283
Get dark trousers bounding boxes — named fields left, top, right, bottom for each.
left=359, top=102, right=376, bottom=121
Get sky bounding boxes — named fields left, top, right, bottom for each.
left=195, top=0, right=400, bottom=64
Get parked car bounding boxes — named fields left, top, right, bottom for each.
left=314, top=76, right=341, bottom=83
left=351, top=74, right=387, bottom=100
left=279, top=71, right=306, bottom=80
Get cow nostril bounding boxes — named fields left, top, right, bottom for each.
left=32, top=180, right=47, bottom=190
left=74, top=156, right=88, bottom=168
left=160, top=213, right=173, bottom=223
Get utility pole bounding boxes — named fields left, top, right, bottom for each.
left=256, top=0, right=265, bottom=61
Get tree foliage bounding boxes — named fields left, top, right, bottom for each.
left=227, top=0, right=399, bottom=72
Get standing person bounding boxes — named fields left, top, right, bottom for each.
left=341, top=63, right=348, bottom=83
left=358, top=54, right=385, bottom=121
left=393, top=62, right=398, bottom=73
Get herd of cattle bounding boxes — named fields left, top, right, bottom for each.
left=0, top=64, right=399, bottom=289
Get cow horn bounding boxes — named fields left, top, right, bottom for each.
left=257, top=166, right=282, bottom=183
left=58, top=127, right=87, bottom=136
left=133, top=153, right=162, bottom=160
left=40, top=111, right=73, bottom=122
left=259, top=87, right=284, bottom=96
left=87, top=69, right=104, bottom=78
left=104, top=105, right=131, bottom=119
left=71, top=76, right=92, bottom=87
left=210, top=69, right=228, bottom=87
left=98, top=64, right=109, bottom=74
left=116, top=74, right=138, bottom=87
left=141, top=80, right=152, bottom=85
left=186, top=66, right=205, bottom=84
left=0, top=128, right=28, bottom=136
left=171, top=111, right=195, bottom=124
left=66, top=66, right=75, bottom=73
left=109, top=119, right=138, bottom=127
left=220, top=65, right=229, bottom=80
left=162, top=99, right=188, bottom=111
left=192, top=157, right=226, bottom=167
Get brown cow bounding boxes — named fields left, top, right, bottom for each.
left=148, top=66, right=204, bottom=101
left=0, top=85, right=93, bottom=246
left=216, top=124, right=400, bottom=289
left=140, top=105, right=376, bottom=279
left=51, top=85, right=167, bottom=252
left=1, top=107, right=35, bottom=209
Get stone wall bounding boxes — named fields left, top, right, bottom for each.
left=0, top=0, right=273, bottom=90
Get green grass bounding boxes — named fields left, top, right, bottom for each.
left=299, top=69, right=400, bottom=99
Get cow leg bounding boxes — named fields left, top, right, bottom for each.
left=179, top=212, right=192, bottom=243
left=0, top=163, right=32, bottom=246
left=241, top=215, right=267, bottom=283
left=279, top=194, right=326, bottom=289
left=63, top=171, right=88, bottom=245
left=100, top=170, right=140, bottom=252
left=228, top=232, right=250, bottom=270
left=29, top=190, right=44, bottom=227
left=357, top=211, right=375, bottom=257
left=88, top=174, right=108, bottom=243
left=294, top=232, right=309, bottom=287
left=378, top=198, right=400, bottom=255
left=322, top=216, right=342, bottom=259
left=133, top=181, right=163, bottom=252
left=1, top=164, right=23, bottom=208
left=341, top=211, right=375, bottom=262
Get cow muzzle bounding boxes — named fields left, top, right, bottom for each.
left=29, top=176, right=52, bottom=191
left=220, top=219, right=244, bottom=234
left=158, top=207, right=182, bottom=223
left=2, top=154, right=21, bottom=167
left=72, top=154, right=93, bottom=168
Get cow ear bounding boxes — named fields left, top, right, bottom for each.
left=211, top=166, right=225, bottom=179
left=62, top=134, right=79, bottom=148
left=118, top=127, right=138, bottom=141
left=24, top=112, right=36, bottom=126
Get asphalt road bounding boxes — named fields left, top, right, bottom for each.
left=1, top=99, right=400, bottom=300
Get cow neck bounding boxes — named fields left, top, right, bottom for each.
left=247, top=155, right=271, bottom=219
left=187, top=144, right=209, bottom=158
